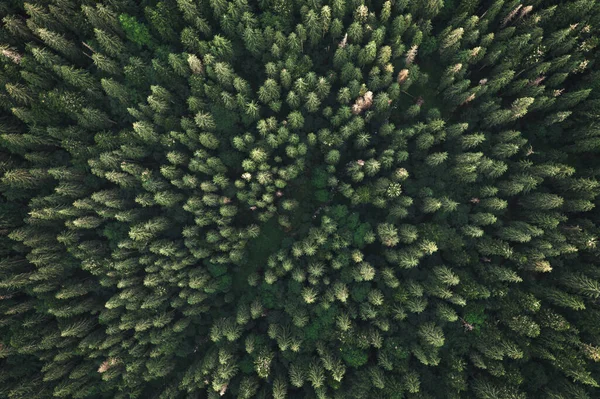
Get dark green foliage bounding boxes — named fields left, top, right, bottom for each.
left=119, top=14, right=152, bottom=47
left=463, top=304, right=487, bottom=332
left=340, top=346, right=369, bottom=368
left=0, top=0, right=600, bottom=398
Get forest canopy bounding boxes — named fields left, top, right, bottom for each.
left=1, top=0, right=600, bottom=398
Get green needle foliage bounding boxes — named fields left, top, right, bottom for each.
left=0, top=1, right=600, bottom=398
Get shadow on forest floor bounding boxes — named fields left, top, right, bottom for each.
left=231, top=217, right=285, bottom=293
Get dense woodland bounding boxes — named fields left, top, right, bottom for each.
left=1, top=0, right=600, bottom=398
